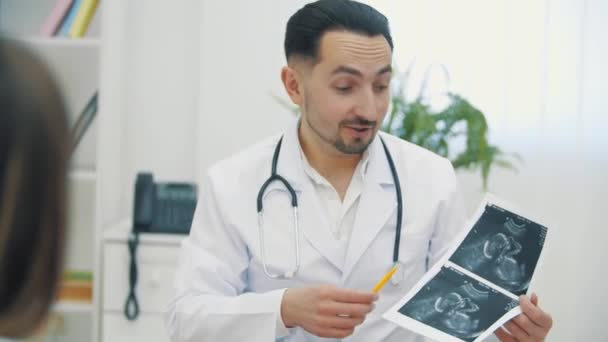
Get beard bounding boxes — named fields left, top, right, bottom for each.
left=300, top=86, right=379, bottom=154
left=303, top=113, right=376, bottom=155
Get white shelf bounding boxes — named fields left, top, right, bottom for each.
left=53, top=301, right=93, bottom=314
left=70, top=169, right=97, bottom=181
left=19, top=37, right=101, bottom=48
left=103, top=220, right=187, bottom=247
left=20, top=38, right=101, bottom=171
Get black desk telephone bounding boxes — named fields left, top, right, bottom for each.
left=133, top=172, right=197, bottom=234
left=125, top=172, right=198, bottom=320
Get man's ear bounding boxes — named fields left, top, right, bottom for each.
left=281, top=66, right=304, bottom=106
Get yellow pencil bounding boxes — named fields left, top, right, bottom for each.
left=372, top=265, right=398, bottom=293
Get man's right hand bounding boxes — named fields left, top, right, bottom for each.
left=280, top=285, right=378, bottom=338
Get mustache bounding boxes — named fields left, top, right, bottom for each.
left=340, top=117, right=377, bottom=127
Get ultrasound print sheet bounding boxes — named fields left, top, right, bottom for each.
left=383, top=195, right=549, bottom=342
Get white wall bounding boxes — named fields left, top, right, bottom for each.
left=196, top=0, right=607, bottom=340
left=98, top=0, right=202, bottom=225
left=196, top=0, right=309, bottom=175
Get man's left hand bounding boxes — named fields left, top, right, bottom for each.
left=495, top=293, right=553, bottom=342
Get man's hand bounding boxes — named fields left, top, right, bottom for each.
left=495, top=293, right=553, bottom=342
left=281, top=285, right=378, bottom=338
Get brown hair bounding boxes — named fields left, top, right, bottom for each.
left=0, top=38, right=70, bottom=337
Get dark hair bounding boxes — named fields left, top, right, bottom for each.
left=0, top=38, right=69, bottom=338
left=284, top=0, right=393, bottom=62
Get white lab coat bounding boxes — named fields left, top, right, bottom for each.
left=166, top=121, right=467, bottom=342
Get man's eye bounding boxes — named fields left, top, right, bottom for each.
left=335, top=86, right=352, bottom=93
left=374, top=84, right=389, bottom=92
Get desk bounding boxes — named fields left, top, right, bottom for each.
left=101, top=221, right=185, bottom=342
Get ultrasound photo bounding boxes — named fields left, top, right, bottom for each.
left=449, top=204, right=548, bottom=295
left=398, top=266, right=519, bottom=342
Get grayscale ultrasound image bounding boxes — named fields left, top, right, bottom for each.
left=399, top=266, right=519, bottom=342
left=449, top=204, right=548, bottom=295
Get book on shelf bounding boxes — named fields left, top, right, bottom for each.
left=71, top=91, right=98, bottom=154
left=40, top=0, right=74, bottom=37
left=69, top=0, right=99, bottom=38
left=58, top=0, right=82, bottom=37
left=56, top=270, right=93, bottom=303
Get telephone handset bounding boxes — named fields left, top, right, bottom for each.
left=133, top=172, right=197, bottom=234
left=125, top=172, right=198, bottom=321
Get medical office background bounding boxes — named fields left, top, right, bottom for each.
left=0, top=0, right=606, bottom=341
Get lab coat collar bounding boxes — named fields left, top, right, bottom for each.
left=342, top=132, right=400, bottom=280
left=366, top=131, right=396, bottom=186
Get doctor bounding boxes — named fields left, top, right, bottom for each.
left=166, top=1, right=553, bottom=341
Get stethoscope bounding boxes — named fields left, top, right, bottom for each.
left=256, top=135, right=404, bottom=284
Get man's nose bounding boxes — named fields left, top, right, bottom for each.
left=353, top=88, right=377, bottom=119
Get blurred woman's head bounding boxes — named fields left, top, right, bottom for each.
left=0, top=38, right=70, bottom=338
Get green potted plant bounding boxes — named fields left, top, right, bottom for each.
left=384, top=64, right=519, bottom=189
